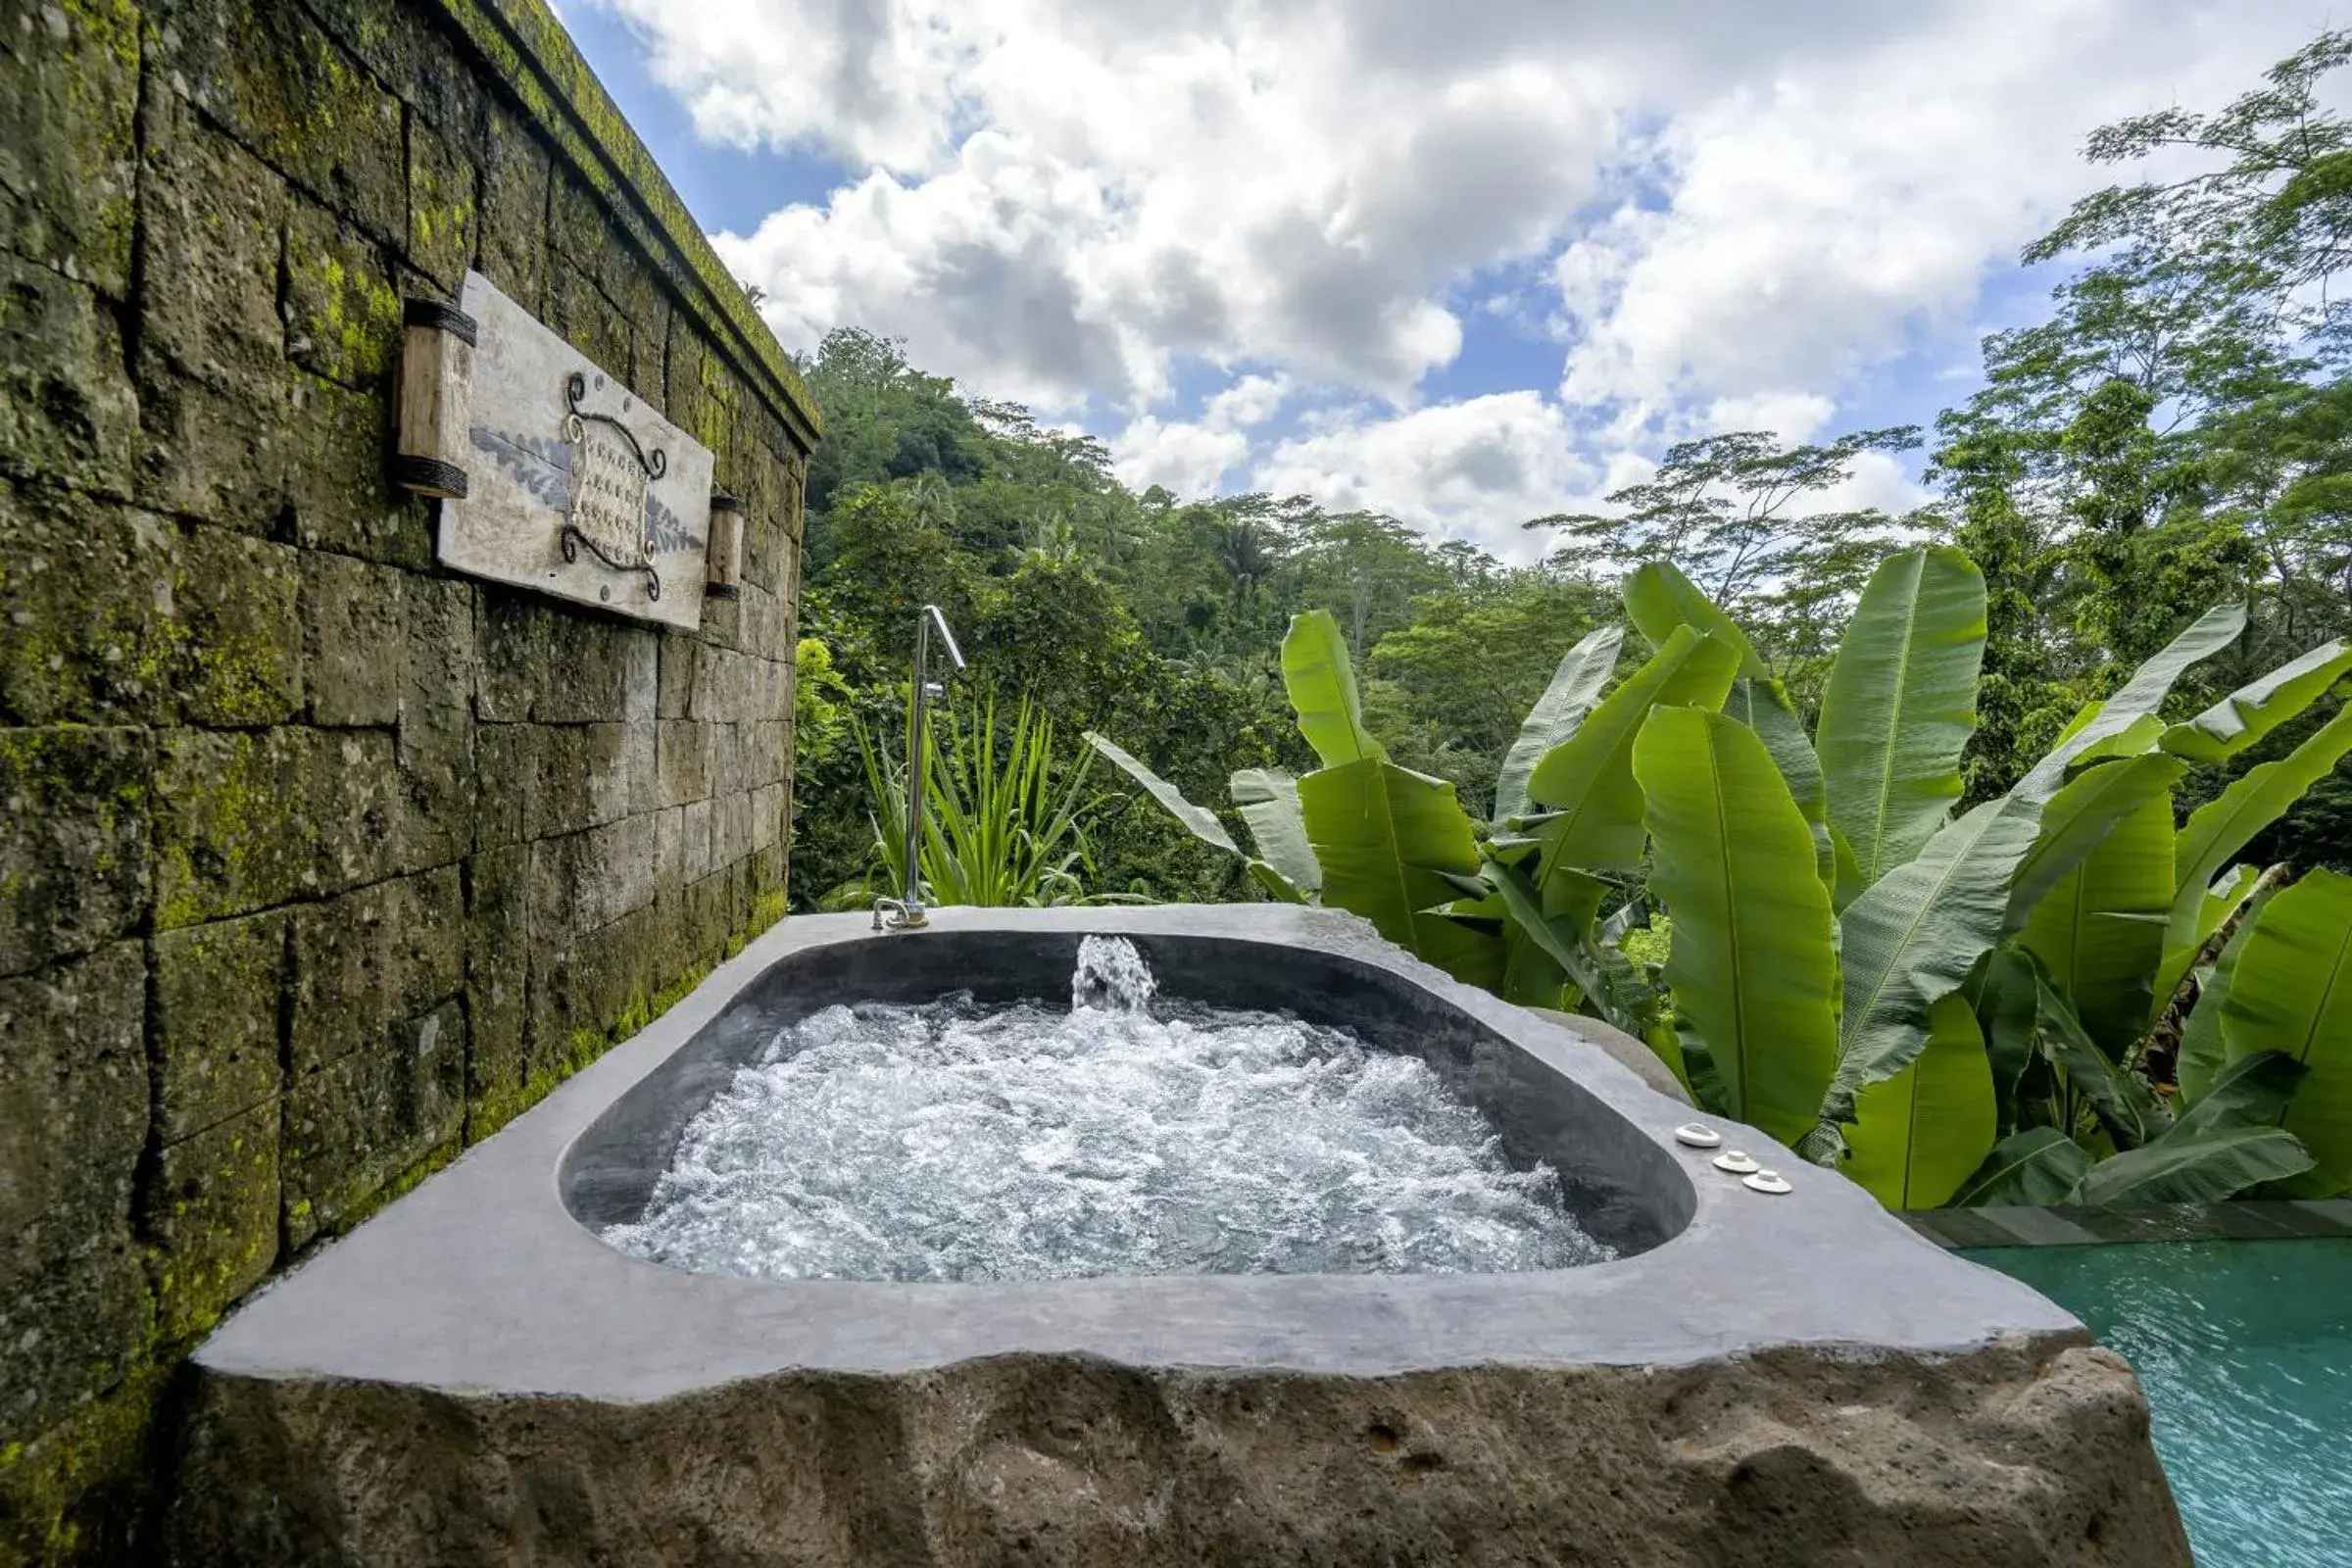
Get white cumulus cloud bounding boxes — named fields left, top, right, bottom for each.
left=590, top=0, right=2328, bottom=540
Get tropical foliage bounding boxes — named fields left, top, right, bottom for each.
left=855, top=694, right=1109, bottom=909
left=1100, top=554, right=2352, bottom=1207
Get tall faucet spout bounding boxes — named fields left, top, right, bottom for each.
left=896, top=604, right=962, bottom=931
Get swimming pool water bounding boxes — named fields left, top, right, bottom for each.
left=1969, top=1240, right=2352, bottom=1568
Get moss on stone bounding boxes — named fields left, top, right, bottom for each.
left=0, top=1362, right=166, bottom=1566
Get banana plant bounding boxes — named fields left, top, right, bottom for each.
left=1096, top=554, right=2352, bottom=1207
left=1086, top=610, right=1502, bottom=988
left=1508, top=556, right=2348, bottom=1205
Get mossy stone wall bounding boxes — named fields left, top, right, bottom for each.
left=0, top=0, right=816, bottom=1556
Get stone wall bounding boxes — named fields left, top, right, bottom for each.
left=0, top=0, right=816, bottom=1556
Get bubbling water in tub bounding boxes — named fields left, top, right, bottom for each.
left=603, top=937, right=1615, bottom=1281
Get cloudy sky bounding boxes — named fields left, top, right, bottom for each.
left=560, top=0, right=2327, bottom=561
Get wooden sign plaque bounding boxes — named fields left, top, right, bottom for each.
left=400, top=270, right=715, bottom=629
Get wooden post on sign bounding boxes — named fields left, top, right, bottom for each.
left=706, top=492, right=745, bottom=600
left=393, top=299, right=478, bottom=498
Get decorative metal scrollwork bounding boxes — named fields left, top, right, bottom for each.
left=559, top=370, right=665, bottom=601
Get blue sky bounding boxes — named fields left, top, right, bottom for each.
left=558, top=0, right=2325, bottom=560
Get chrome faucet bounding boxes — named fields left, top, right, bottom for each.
left=874, top=604, right=965, bottom=931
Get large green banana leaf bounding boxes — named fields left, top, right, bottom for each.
left=1297, top=756, right=1498, bottom=985
left=2171, top=1050, right=2307, bottom=1137
left=1526, top=627, right=1740, bottom=927
left=2032, top=967, right=2169, bottom=1148
left=1814, top=547, right=1986, bottom=888
left=1632, top=706, right=1838, bottom=1146
left=1827, top=609, right=2251, bottom=1123
left=1826, top=796, right=2043, bottom=1121
left=2025, top=604, right=2247, bottom=790
left=1485, top=859, right=1662, bottom=1039
left=1493, top=625, right=1624, bottom=828
left=1729, top=676, right=1836, bottom=888
left=1085, top=733, right=1239, bottom=854
left=1083, top=735, right=1310, bottom=903
left=2220, top=868, right=2352, bottom=1197
left=1623, top=560, right=1766, bottom=676
left=1969, top=947, right=2040, bottom=1130
left=2152, top=861, right=2264, bottom=1017
left=1281, top=609, right=1383, bottom=767
left=2021, top=792, right=2175, bottom=1060
left=2161, top=638, right=2352, bottom=763
left=1953, top=1127, right=2093, bottom=1205
left=1231, top=767, right=1321, bottom=896
left=2069, top=1126, right=2314, bottom=1205
left=2168, top=700, right=2352, bottom=954
left=1842, top=991, right=1996, bottom=1209
left=2177, top=874, right=2278, bottom=1102
left=2004, top=754, right=2186, bottom=928
left=1499, top=917, right=1573, bottom=1010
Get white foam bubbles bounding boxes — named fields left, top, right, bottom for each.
left=604, top=939, right=1614, bottom=1282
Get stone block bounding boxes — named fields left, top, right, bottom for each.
left=463, top=844, right=529, bottom=1136
left=521, top=726, right=595, bottom=840
left=475, top=591, right=647, bottom=723
left=142, top=1100, right=278, bottom=1343
left=301, top=549, right=404, bottom=726
left=680, top=796, right=712, bottom=882
left=657, top=631, right=697, bottom=720
left=471, top=588, right=541, bottom=723
left=653, top=803, right=684, bottom=889
left=752, top=719, right=791, bottom=786
left=293, top=0, right=477, bottom=139
left=471, top=723, right=533, bottom=851
left=146, top=0, right=406, bottom=243
left=0, top=727, right=150, bottom=971
left=656, top=718, right=710, bottom=807
left=283, top=997, right=464, bottom=1249
left=703, top=720, right=739, bottom=796
left=475, top=102, right=551, bottom=316
left=0, top=249, right=142, bottom=499
left=583, top=722, right=635, bottom=829
left=151, top=909, right=285, bottom=1143
left=306, top=724, right=401, bottom=896
left=698, top=589, right=742, bottom=654
left=752, top=781, right=783, bottom=852
left=711, top=789, right=752, bottom=871
left=132, top=89, right=290, bottom=532
left=284, top=372, right=435, bottom=568
left=151, top=725, right=305, bottom=929
left=173, top=525, right=303, bottom=725
left=0, top=1236, right=150, bottom=1456
left=629, top=297, right=671, bottom=421
left=405, top=111, right=475, bottom=296
left=394, top=576, right=475, bottom=869
left=662, top=314, right=707, bottom=451
left=750, top=840, right=787, bottom=907
left=281, top=200, right=401, bottom=389
left=289, top=862, right=464, bottom=1074
left=592, top=810, right=662, bottom=929
left=526, top=814, right=658, bottom=946
left=547, top=258, right=629, bottom=397
left=0, top=944, right=147, bottom=1289
left=0, top=0, right=138, bottom=296
left=625, top=717, right=660, bottom=815
left=0, top=480, right=180, bottom=727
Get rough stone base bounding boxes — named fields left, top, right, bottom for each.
left=163, top=1338, right=2186, bottom=1567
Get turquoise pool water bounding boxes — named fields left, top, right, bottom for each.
left=1969, top=1240, right=2352, bottom=1567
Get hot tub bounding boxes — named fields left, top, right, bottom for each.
left=165, top=906, right=2189, bottom=1566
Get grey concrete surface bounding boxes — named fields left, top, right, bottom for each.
left=193, top=905, right=2081, bottom=1394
